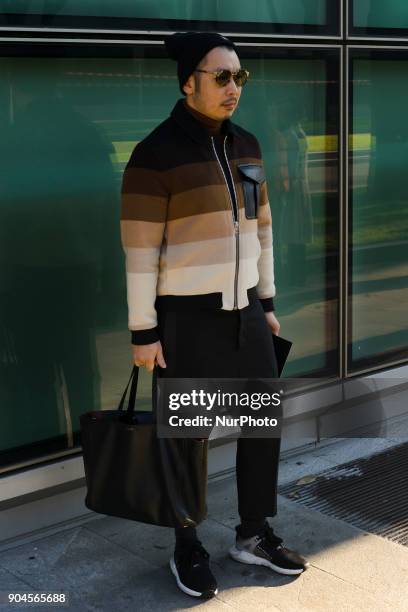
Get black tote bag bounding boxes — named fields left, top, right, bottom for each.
left=80, top=365, right=208, bottom=528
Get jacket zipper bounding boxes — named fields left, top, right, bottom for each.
left=211, top=135, right=240, bottom=310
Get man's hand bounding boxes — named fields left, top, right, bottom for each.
left=132, top=341, right=167, bottom=372
left=264, top=311, right=280, bottom=335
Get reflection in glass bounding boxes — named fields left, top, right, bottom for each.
left=233, top=53, right=339, bottom=376
left=276, top=99, right=314, bottom=287
left=349, top=55, right=408, bottom=369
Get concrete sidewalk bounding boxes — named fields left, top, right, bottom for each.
left=1, top=437, right=408, bottom=612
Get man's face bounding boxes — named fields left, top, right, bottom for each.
left=183, top=46, right=243, bottom=120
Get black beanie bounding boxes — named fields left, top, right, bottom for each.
left=164, top=31, right=237, bottom=95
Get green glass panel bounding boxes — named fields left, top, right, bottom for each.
left=353, top=0, right=408, bottom=29
left=0, top=56, right=169, bottom=457
left=350, top=58, right=408, bottom=366
left=0, top=50, right=337, bottom=463
left=2, top=0, right=327, bottom=23
left=234, top=57, right=335, bottom=376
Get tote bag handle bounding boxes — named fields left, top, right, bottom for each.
left=117, top=364, right=139, bottom=415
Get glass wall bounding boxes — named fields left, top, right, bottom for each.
left=0, top=0, right=340, bottom=35
left=348, top=48, right=408, bottom=371
left=350, top=0, right=408, bottom=38
left=0, top=44, right=339, bottom=469
left=2, top=0, right=408, bottom=472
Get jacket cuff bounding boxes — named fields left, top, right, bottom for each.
left=131, top=327, right=159, bottom=345
left=258, top=297, right=275, bottom=312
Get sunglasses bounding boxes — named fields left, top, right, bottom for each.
left=194, top=68, right=250, bottom=87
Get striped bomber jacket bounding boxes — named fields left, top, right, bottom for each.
left=120, top=97, right=276, bottom=345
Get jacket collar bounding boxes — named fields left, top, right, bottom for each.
left=170, top=98, right=239, bottom=146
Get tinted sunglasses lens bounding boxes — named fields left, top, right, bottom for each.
left=215, top=70, right=232, bottom=86
left=234, top=70, right=248, bottom=86
left=215, top=69, right=249, bottom=87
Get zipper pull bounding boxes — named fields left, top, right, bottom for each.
left=234, top=220, right=239, bottom=233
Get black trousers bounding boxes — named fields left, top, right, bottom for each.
left=153, top=298, right=281, bottom=523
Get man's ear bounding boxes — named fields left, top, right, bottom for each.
left=182, top=74, right=194, bottom=95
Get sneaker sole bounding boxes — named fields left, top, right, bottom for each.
left=229, top=545, right=306, bottom=575
left=169, top=557, right=218, bottom=598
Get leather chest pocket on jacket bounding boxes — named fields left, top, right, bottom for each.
left=237, top=164, right=266, bottom=220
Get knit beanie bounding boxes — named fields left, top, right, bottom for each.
left=164, top=31, right=237, bottom=95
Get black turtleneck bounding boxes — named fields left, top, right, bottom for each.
left=183, top=99, right=238, bottom=221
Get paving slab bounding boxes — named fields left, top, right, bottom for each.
left=0, top=526, right=155, bottom=610
left=1, top=438, right=408, bottom=611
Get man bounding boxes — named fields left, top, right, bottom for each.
left=120, top=31, right=309, bottom=599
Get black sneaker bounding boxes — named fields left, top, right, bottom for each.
left=229, top=521, right=309, bottom=575
left=170, top=540, right=218, bottom=598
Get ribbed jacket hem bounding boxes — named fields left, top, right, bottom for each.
left=130, top=287, right=275, bottom=344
